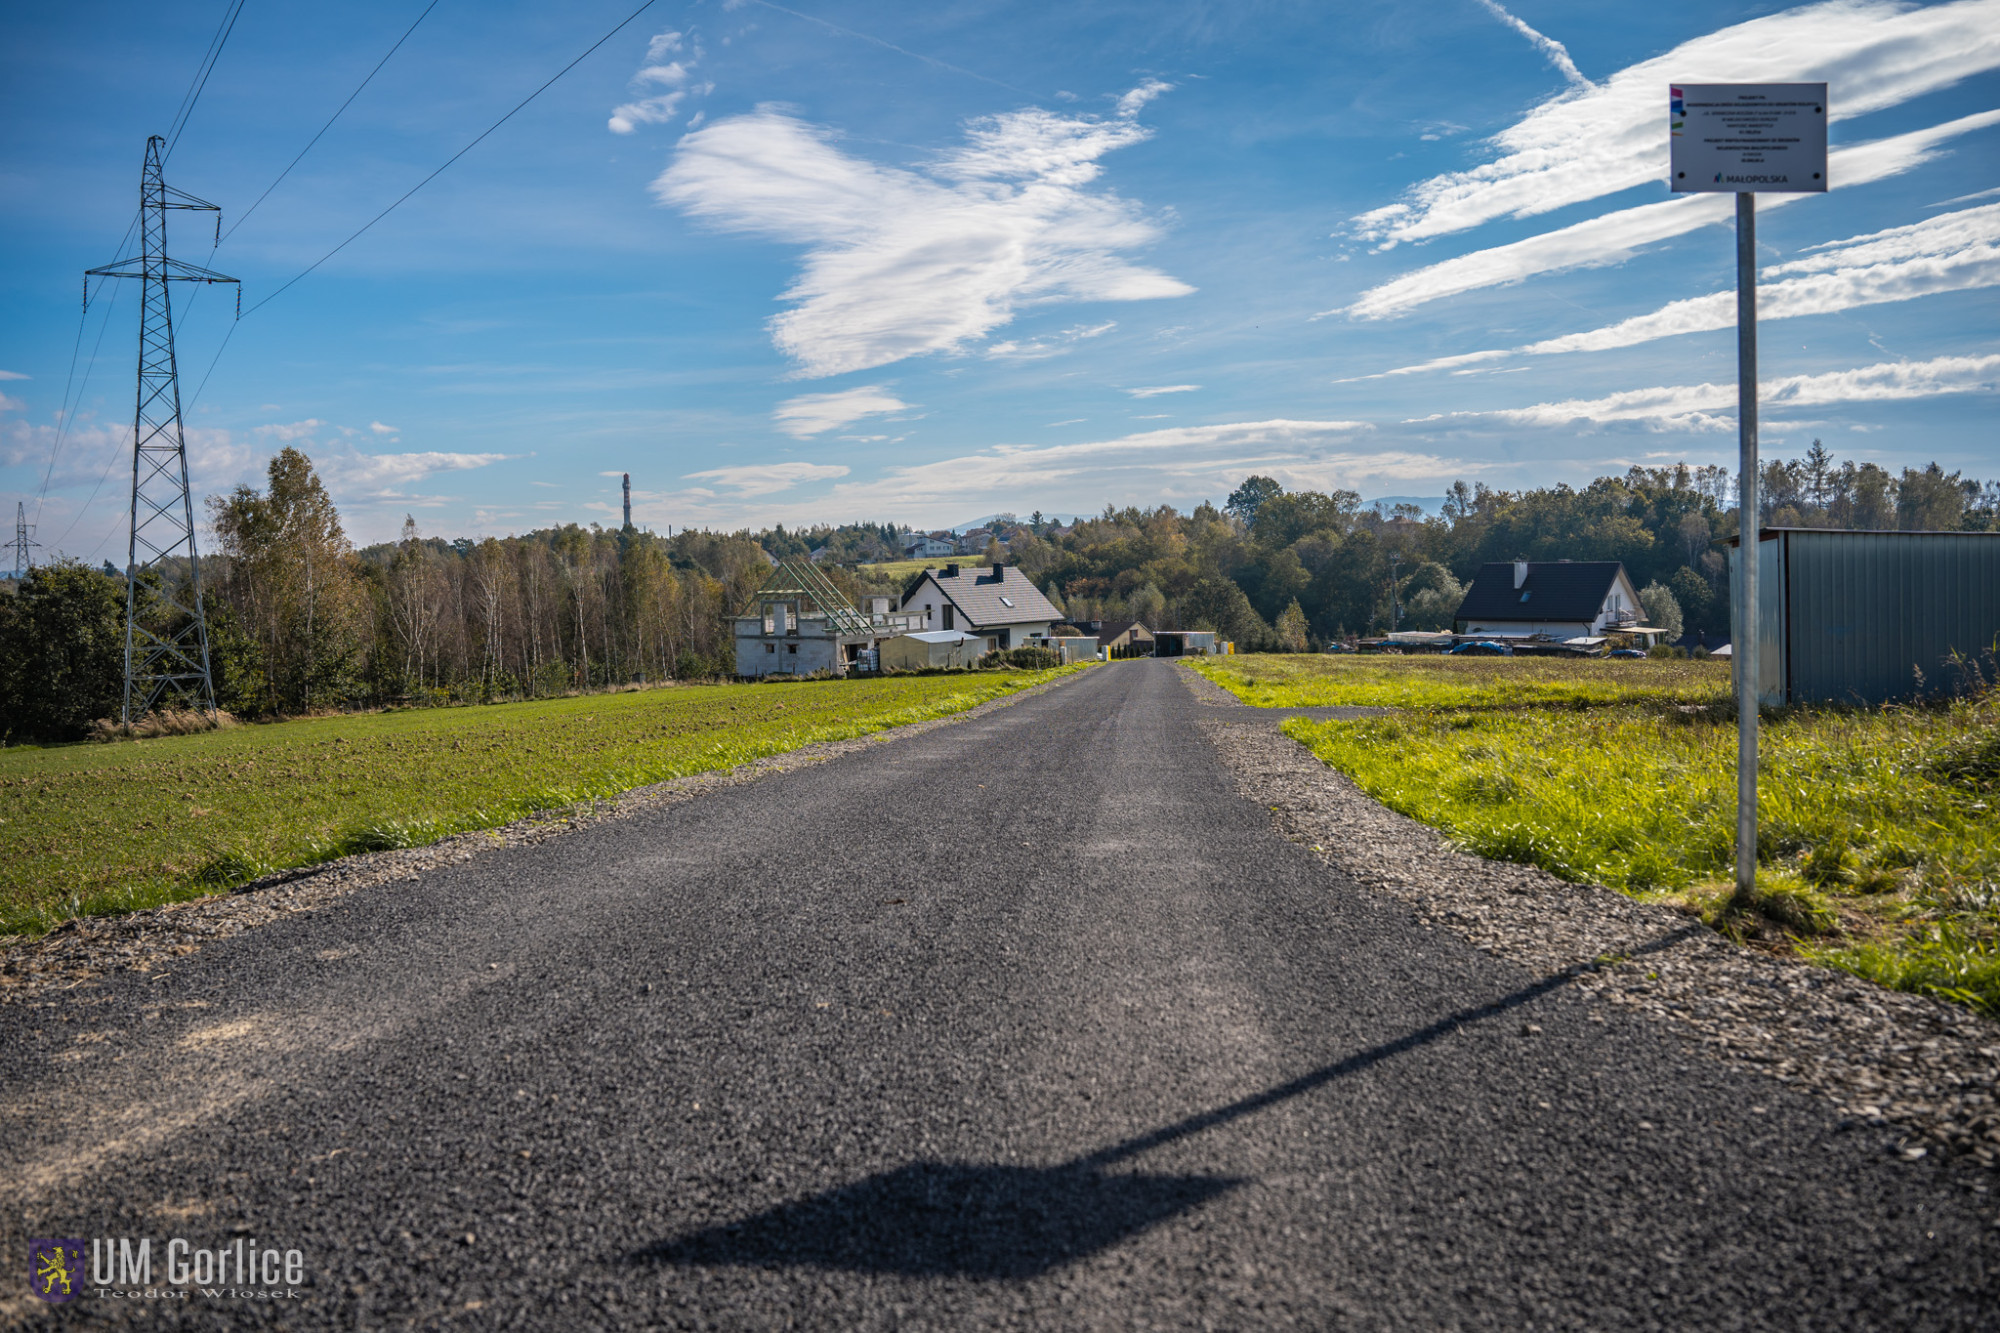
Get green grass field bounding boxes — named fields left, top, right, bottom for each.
left=855, top=555, right=987, bottom=580
left=0, top=667, right=1080, bottom=939
left=1200, top=654, right=1999, bottom=1015
left=1192, top=652, right=1732, bottom=709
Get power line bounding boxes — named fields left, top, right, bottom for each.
left=164, top=0, right=250, bottom=162
left=37, top=0, right=242, bottom=522
left=34, top=274, right=129, bottom=527
left=222, top=0, right=443, bottom=244
left=241, top=0, right=663, bottom=319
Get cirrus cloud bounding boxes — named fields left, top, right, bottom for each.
left=1352, top=0, right=2000, bottom=250
left=654, top=87, right=1192, bottom=378
left=772, top=385, right=909, bottom=438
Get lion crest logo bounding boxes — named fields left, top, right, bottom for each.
left=30, top=1240, right=83, bottom=1303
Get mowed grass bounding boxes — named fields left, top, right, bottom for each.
left=1269, top=667, right=2000, bottom=1014
left=1192, top=652, right=1732, bottom=709
left=0, top=667, right=1082, bottom=938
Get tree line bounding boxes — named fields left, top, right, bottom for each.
left=2, top=442, right=1991, bottom=741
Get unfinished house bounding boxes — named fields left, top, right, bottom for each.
left=734, top=562, right=924, bottom=678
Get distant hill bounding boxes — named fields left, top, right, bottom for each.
left=945, top=513, right=1093, bottom=534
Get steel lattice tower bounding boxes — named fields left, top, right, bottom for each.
left=8, top=502, right=38, bottom=580
left=86, top=136, right=239, bottom=721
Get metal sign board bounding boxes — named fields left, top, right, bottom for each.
left=1670, top=83, right=1827, bottom=192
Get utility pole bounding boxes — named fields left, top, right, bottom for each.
left=1387, top=553, right=1403, bottom=630
left=8, top=501, right=38, bottom=580
left=86, top=135, right=239, bottom=721
left=1733, top=190, right=1761, bottom=900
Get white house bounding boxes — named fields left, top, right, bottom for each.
left=897, top=563, right=1061, bottom=650
left=904, top=534, right=956, bottom=559
left=1452, top=559, right=1650, bottom=641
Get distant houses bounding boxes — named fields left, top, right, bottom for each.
left=903, top=533, right=956, bottom=559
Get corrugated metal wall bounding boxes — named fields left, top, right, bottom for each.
left=1733, top=531, right=2000, bottom=705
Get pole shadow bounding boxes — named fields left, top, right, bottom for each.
left=633, top=925, right=1703, bottom=1279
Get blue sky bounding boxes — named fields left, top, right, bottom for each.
left=3, top=0, right=1995, bottom=553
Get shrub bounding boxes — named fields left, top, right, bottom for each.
left=982, top=646, right=1059, bottom=671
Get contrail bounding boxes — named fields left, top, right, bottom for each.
left=1472, top=0, right=1593, bottom=89
left=740, top=0, right=1037, bottom=98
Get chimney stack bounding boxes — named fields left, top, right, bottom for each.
left=1512, top=557, right=1529, bottom=589
left=622, top=473, right=632, bottom=530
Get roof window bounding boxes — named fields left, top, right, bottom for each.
left=1519, top=591, right=1531, bottom=602
left=999, top=596, right=1015, bottom=608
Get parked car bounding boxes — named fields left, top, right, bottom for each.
left=1608, top=648, right=1647, bottom=659
left=1449, top=640, right=1514, bottom=656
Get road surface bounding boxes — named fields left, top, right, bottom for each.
left=4, top=659, right=1995, bottom=1327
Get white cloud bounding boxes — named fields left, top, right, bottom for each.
left=0, top=391, right=23, bottom=413
left=320, top=449, right=512, bottom=493
left=0, top=370, right=28, bottom=381
left=984, top=320, right=1116, bottom=361
left=1342, top=109, right=2000, bottom=318
left=772, top=385, right=910, bottom=437
left=1931, top=184, right=2000, bottom=207
left=369, top=421, right=398, bottom=435
left=654, top=89, right=1192, bottom=378
left=253, top=418, right=324, bottom=441
left=1472, top=0, right=1592, bottom=89
left=1115, top=79, right=1174, bottom=118
left=682, top=461, right=850, bottom=495
left=609, top=27, right=707, bottom=133
left=1367, top=200, right=2000, bottom=371
left=1440, top=352, right=2000, bottom=430
left=1126, top=384, right=1200, bottom=397
left=1352, top=0, right=2000, bottom=249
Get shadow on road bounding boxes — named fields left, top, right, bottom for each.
left=640, top=1161, right=1241, bottom=1279
left=633, top=925, right=1702, bottom=1278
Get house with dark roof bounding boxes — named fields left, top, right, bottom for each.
left=897, top=563, right=1061, bottom=650
left=1452, top=559, right=1647, bottom=642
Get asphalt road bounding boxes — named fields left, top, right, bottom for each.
left=4, top=659, right=1996, bottom=1328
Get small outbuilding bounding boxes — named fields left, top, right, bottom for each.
left=880, top=630, right=991, bottom=670
left=1096, top=620, right=1156, bottom=657
left=1728, top=527, right=2000, bottom=705
left=1153, top=630, right=1224, bottom=657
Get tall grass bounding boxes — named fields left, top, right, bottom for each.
left=0, top=666, right=1083, bottom=938
left=1193, top=653, right=1731, bottom=710
left=1283, top=693, right=2000, bottom=1014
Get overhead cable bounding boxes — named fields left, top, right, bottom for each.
left=164, top=0, right=250, bottom=161
left=241, top=0, right=662, bottom=318
left=223, top=0, right=443, bottom=243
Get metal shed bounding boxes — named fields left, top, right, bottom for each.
left=1728, top=528, right=2000, bottom=706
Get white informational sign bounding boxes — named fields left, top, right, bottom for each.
left=1670, top=83, right=1828, bottom=193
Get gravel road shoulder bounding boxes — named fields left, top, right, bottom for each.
left=0, top=669, right=1091, bottom=1007
left=1181, top=663, right=2000, bottom=1170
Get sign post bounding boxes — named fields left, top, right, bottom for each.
left=1670, top=82, right=1826, bottom=899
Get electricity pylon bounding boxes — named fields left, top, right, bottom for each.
left=8, top=502, right=38, bottom=580
left=86, top=135, right=239, bottom=721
